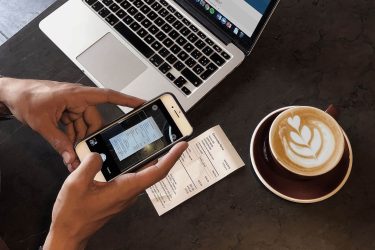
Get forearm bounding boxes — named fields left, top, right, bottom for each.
left=43, top=229, right=87, bottom=250
left=0, top=77, right=12, bottom=116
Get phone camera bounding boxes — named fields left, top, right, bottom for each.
left=152, top=105, right=158, bottom=111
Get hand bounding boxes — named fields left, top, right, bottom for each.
left=0, top=77, right=144, bottom=171
left=43, top=142, right=188, bottom=250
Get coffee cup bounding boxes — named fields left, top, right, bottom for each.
left=268, top=106, right=346, bottom=178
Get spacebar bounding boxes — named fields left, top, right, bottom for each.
left=114, top=22, right=154, bottom=58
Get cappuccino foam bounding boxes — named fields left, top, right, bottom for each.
left=269, top=107, right=345, bottom=176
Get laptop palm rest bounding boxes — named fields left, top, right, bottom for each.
left=77, top=33, right=147, bottom=91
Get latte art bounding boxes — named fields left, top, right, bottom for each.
left=281, top=115, right=335, bottom=168
left=269, top=107, right=345, bottom=176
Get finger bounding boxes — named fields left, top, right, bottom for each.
left=78, top=87, right=145, bottom=107
left=115, top=142, right=188, bottom=196
left=65, top=123, right=76, bottom=143
left=74, top=117, right=88, bottom=141
left=36, top=122, right=77, bottom=165
left=83, top=106, right=103, bottom=135
left=69, top=153, right=102, bottom=186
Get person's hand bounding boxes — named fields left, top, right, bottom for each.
left=0, top=77, right=144, bottom=171
left=43, top=142, right=188, bottom=250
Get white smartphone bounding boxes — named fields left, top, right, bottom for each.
left=75, top=93, right=193, bottom=182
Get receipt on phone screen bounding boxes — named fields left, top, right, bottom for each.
left=146, top=125, right=245, bottom=216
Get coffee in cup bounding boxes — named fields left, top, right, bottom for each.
left=268, top=106, right=345, bottom=177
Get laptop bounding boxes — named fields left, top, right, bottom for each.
left=40, top=0, right=279, bottom=111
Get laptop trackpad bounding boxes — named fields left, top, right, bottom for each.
left=77, top=33, right=147, bottom=91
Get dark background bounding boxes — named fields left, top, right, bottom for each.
left=1, top=0, right=375, bottom=249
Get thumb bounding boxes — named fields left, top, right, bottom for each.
left=70, top=153, right=103, bottom=185
left=37, top=123, right=76, bottom=165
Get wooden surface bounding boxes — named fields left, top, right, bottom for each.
left=1, top=0, right=375, bottom=249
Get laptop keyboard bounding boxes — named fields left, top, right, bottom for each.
left=84, top=0, right=232, bottom=96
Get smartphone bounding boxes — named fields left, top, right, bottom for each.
left=75, top=93, right=193, bottom=182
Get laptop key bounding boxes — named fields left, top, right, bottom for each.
left=147, top=11, right=158, bottom=20
left=181, top=86, right=191, bottom=95
left=201, top=63, right=218, bottom=80
left=187, top=33, right=198, bottom=43
left=166, top=14, right=176, bottom=23
left=130, top=22, right=141, bottom=31
left=213, top=45, right=222, bottom=53
left=98, top=8, right=110, bottom=17
left=103, top=0, right=113, bottom=6
left=160, top=0, right=168, bottom=6
left=151, top=41, right=162, bottom=51
left=191, top=49, right=202, bottom=60
left=141, top=18, right=152, bottom=28
left=120, top=0, right=131, bottom=9
left=115, top=9, right=126, bottom=19
left=162, top=24, right=172, bottom=33
left=177, top=51, right=188, bottom=61
left=156, top=32, right=167, bottom=41
left=174, top=61, right=185, bottom=71
left=174, top=76, right=187, bottom=87
left=173, top=20, right=183, bottom=30
left=92, top=2, right=104, bottom=11
left=115, top=0, right=123, bottom=3
left=133, top=0, right=143, bottom=8
left=183, top=43, right=194, bottom=53
left=151, top=2, right=162, bottom=11
left=85, top=0, right=97, bottom=6
left=202, top=46, right=213, bottom=56
left=159, top=63, right=171, bottom=73
left=193, top=64, right=204, bottom=75
left=185, top=57, right=196, bottom=68
left=123, top=15, right=134, bottom=25
left=210, top=53, right=225, bottom=66
left=154, top=17, right=165, bottom=27
left=127, top=6, right=137, bottom=16
left=163, top=38, right=173, bottom=48
left=159, top=48, right=170, bottom=58
left=134, top=13, right=145, bottom=22
left=175, top=11, right=183, bottom=19
left=145, top=35, right=155, bottom=44
left=182, top=18, right=191, bottom=26
left=150, top=54, right=164, bottom=67
left=221, top=51, right=230, bottom=60
left=114, top=22, right=154, bottom=58
left=180, top=27, right=191, bottom=37
left=182, top=68, right=202, bottom=87
left=170, top=44, right=181, bottom=54
left=166, top=54, right=177, bottom=64
left=148, top=25, right=159, bottom=34
left=140, top=5, right=151, bottom=14
left=197, top=31, right=206, bottom=39
left=137, top=28, right=148, bottom=37
left=159, top=8, right=169, bottom=17
left=198, top=56, right=209, bottom=66
left=144, top=0, right=155, bottom=5
left=169, top=30, right=179, bottom=40
left=190, top=25, right=198, bottom=32
left=105, top=14, right=119, bottom=26
left=195, top=39, right=205, bottom=49
left=205, top=38, right=214, bottom=46
left=167, top=6, right=176, bottom=13
left=109, top=3, right=120, bottom=12
left=176, top=37, right=187, bottom=46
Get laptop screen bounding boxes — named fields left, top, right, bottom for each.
left=187, top=0, right=277, bottom=53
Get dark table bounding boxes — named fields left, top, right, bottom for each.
left=1, top=0, right=375, bottom=249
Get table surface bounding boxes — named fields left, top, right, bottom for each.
left=1, top=0, right=375, bottom=249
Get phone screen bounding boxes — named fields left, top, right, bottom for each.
left=86, top=99, right=183, bottom=181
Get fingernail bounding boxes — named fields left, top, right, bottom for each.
left=62, top=151, right=71, bottom=165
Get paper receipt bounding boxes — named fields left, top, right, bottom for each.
left=146, top=125, right=245, bottom=216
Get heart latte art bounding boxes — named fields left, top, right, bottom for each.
left=269, top=107, right=345, bottom=176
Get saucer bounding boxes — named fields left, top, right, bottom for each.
left=250, top=107, right=353, bottom=203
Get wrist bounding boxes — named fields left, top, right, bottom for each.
left=44, top=225, right=87, bottom=250
left=0, top=76, right=12, bottom=104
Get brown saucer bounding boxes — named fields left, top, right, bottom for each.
left=250, top=107, right=353, bottom=203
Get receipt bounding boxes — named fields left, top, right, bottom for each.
left=146, top=125, right=245, bottom=216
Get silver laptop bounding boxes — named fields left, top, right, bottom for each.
left=40, top=0, right=279, bottom=111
